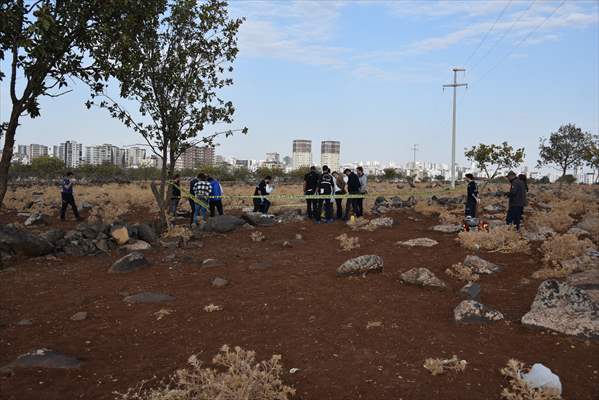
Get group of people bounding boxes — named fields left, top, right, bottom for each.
left=303, top=165, right=368, bottom=223
left=464, top=171, right=528, bottom=230
left=171, top=173, right=224, bottom=225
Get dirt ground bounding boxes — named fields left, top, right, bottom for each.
left=1, top=209, right=598, bottom=400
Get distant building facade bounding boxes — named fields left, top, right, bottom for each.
left=292, top=139, right=312, bottom=170
left=59, top=141, right=83, bottom=168
left=174, top=145, right=215, bottom=170
left=320, top=140, right=340, bottom=172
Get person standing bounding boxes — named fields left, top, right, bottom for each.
left=303, top=166, right=319, bottom=219
left=192, top=173, right=211, bottom=225
left=170, top=174, right=181, bottom=216
left=253, top=175, right=273, bottom=214
left=356, top=166, right=367, bottom=217
left=315, top=165, right=335, bottom=224
left=505, top=171, right=526, bottom=231
left=207, top=176, right=224, bottom=217
left=60, top=171, right=82, bottom=221
left=518, top=173, right=529, bottom=222
left=188, top=174, right=199, bottom=224
left=332, top=171, right=345, bottom=219
left=464, top=173, right=479, bottom=218
left=343, top=168, right=361, bottom=220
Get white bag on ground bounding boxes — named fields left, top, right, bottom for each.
left=521, top=363, right=562, bottom=395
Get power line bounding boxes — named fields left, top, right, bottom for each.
left=463, top=0, right=513, bottom=67
left=469, top=0, right=537, bottom=74
left=472, top=0, right=566, bottom=86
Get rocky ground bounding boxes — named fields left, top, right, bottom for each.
left=0, top=197, right=598, bottom=399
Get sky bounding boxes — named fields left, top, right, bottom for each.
left=1, top=0, right=598, bottom=170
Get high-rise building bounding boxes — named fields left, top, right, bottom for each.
left=174, top=145, right=215, bottom=170
left=126, top=147, right=146, bottom=168
left=292, top=139, right=312, bottom=170
left=84, top=144, right=114, bottom=165
left=17, top=145, right=28, bottom=156
left=265, top=152, right=280, bottom=163
left=28, top=144, right=49, bottom=160
left=320, top=140, right=340, bottom=172
left=58, top=141, right=83, bottom=168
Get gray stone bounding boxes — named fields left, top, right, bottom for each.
left=123, top=292, right=175, bottom=304
left=460, top=282, right=481, bottom=300
left=242, top=212, right=277, bottom=226
left=211, top=277, right=229, bottom=287
left=0, top=225, right=54, bottom=257
left=42, top=229, right=65, bottom=244
left=3, top=349, right=81, bottom=370
left=397, top=238, right=439, bottom=247
left=567, top=270, right=599, bottom=290
left=94, top=239, right=112, bottom=253
left=70, top=312, right=88, bottom=321
left=390, top=196, right=416, bottom=208
left=431, top=224, right=462, bottom=233
left=249, top=261, right=273, bottom=271
left=522, top=280, right=598, bottom=338
left=80, top=201, right=94, bottom=210
left=400, top=267, right=446, bottom=288
left=454, top=300, right=504, bottom=323
left=16, top=319, right=33, bottom=326
left=201, top=258, right=224, bottom=268
left=483, top=204, right=505, bottom=213
left=201, top=216, right=245, bottom=233
left=122, top=240, right=152, bottom=252
left=109, top=252, right=149, bottom=273
left=24, top=213, right=45, bottom=226
left=463, top=255, right=502, bottom=275
left=566, top=227, right=591, bottom=238
left=337, top=255, right=383, bottom=277
left=135, top=223, right=158, bottom=243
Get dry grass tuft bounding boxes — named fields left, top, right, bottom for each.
left=528, top=210, right=574, bottom=233
left=458, top=225, right=530, bottom=253
left=203, top=304, right=223, bottom=313
left=439, top=210, right=464, bottom=225
left=423, top=355, right=467, bottom=376
left=414, top=201, right=444, bottom=217
left=500, top=359, right=561, bottom=400
left=445, top=263, right=480, bottom=282
left=540, top=234, right=594, bottom=267
left=335, top=234, right=360, bottom=251
left=250, top=231, right=266, bottom=242
left=116, top=345, right=295, bottom=400
left=162, top=225, right=192, bottom=243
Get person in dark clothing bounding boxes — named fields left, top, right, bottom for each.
left=356, top=166, right=367, bottom=217
left=170, top=174, right=181, bottom=216
left=505, top=171, right=527, bottom=230
left=192, top=173, right=211, bottom=225
left=207, top=176, right=224, bottom=217
left=188, top=175, right=199, bottom=224
left=253, top=175, right=273, bottom=214
left=464, top=173, right=479, bottom=218
left=60, top=171, right=82, bottom=221
left=304, top=166, right=319, bottom=219
left=332, top=171, right=346, bottom=219
left=343, top=168, right=361, bottom=220
left=518, top=173, right=529, bottom=222
left=315, top=165, right=335, bottom=223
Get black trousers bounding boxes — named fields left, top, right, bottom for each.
left=254, top=198, right=270, bottom=214
left=465, top=201, right=477, bottom=218
left=60, top=193, right=80, bottom=220
left=344, top=196, right=360, bottom=219
left=209, top=200, right=224, bottom=217
left=506, top=206, right=523, bottom=231
left=189, top=198, right=196, bottom=223
left=335, top=191, right=343, bottom=219
left=305, top=190, right=317, bottom=219
left=316, top=198, right=333, bottom=222
left=356, top=196, right=364, bottom=217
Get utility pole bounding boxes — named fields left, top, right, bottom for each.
left=443, top=68, right=467, bottom=188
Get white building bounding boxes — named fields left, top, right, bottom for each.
left=58, top=141, right=83, bottom=168
left=84, top=144, right=114, bottom=165
left=321, top=140, right=340, bottom=172
left=126, top=147, right=146, bottom=168
left=292, top=139, right=312, bottom=170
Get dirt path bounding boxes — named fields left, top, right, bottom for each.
left=1, top=210, right=598, bottom=399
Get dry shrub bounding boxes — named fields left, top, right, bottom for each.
left=414, top=201, right=444, bottom=217
left=162, top=225, right=192, bottom=243
left=500, top=359, right=561, bottom=400
left=116, top=345, right=295, bottom=400
left=576, top=214, right=599, bottom=243
left=540, top=234, right=594, bottom=267
left=528, top=210, right=573, bottom=233
left=445, top=263, right=480, bottom=282
left=335, top=234, right=360, bottom=251
left=250, top=231, right=265, bottom=242
left=439, top=210, right=463, bottom=225
left=458, top=225, right=529, bottom=253
left=423, top=355, right=467, bottom=376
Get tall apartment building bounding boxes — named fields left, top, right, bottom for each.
left=174, top=145, right=215, bottom=170
left=292, top=139, right=312, bottom=170
left=58, top=141, right=83, bottom=168
left=17, top=145, right=28, bottom=157
left=28, top=144, right=49, bottom=160
left=126, top=147, right=146, bottom=168
left=320, top=140, right=340, bottom=172
left=84, top=144, right=114, bottom=165
left=265, top=152, right=280, bottom=163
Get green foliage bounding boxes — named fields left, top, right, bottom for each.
left=255, top=166, right=285, bottom=179
left=288, top=166, right=311, bottom=179
left=556, top=174, right=577, bottom=184
left=584, top=139, right=599, bottom=183
left=465, top=142, right=525, bottom=181
left=382, top=167, right=398, bottom=180
left=30, top=156, right=65, bottom=178
left=538, top=124, right=594, bottom=177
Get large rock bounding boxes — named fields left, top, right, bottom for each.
left=397, top=238, right=439, bottom=247
left=400, top=267, right=446, bottom=288
left=111, top=226, right=129, bottom=245
left=390, top=196, right=416, bottom=208
left=134, top=223, right=158, bottom=243
left=463, top=255, right=502, bottom=275
left=0, top=225, right=53, bottom=257
left=42, top=229, right=65, bottom=245
left=109, top=252, right=149, bottom=273
left=24, top=213, right=46, bottom=226
left=567, top=270, right=599, bottom=290
left=122, top=240, right=152, bottom=252
left=3, top=349, right=81, bottom=370
left=337, top=255, right=383, bottom=277
left=431, top=224, right=461, bottom=233
left=202, top=215, right=246, bottom=233
left=521, top=280, right=598, bottom=338
left=242, top=212, right=276, bottom=226
left=454, top=300, right=504, bottom=323
left=123, top=292, right=175, bottom=304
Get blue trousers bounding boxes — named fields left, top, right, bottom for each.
left=506, top=206, right=523, bottom=230
left=193, top=200, right=207, bottom=224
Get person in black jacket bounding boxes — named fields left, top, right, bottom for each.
left=304, top=166, right=319, bottom=219
left=253, top=175, right=273, bottom=214
left=343, top=168, right=361, bottom=220
left=464, top=173, right=479, bottom=218
left=315, top=165, right=335, bottom=223
left=170, top=174, right=181, bottom=216
left=505, top=171, right=527, bottom=230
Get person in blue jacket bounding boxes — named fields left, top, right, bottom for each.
left=207, top=176, right=224, bottom=217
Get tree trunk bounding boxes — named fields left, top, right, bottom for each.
left=0, top=106, right=22, bottom=208
left=155, top=148, right=169, bottom=231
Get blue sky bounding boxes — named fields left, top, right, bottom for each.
left=2, top=0, right=598, bottom=170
